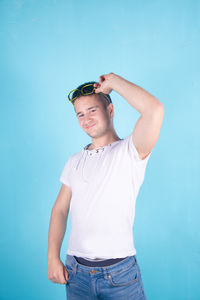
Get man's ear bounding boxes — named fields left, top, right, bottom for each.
left=108, top=103, right=114, bottom=118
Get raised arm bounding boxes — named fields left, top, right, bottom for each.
left=94, top=73, right=164, bottom=160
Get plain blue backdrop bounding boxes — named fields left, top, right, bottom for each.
left=1, top=0, right=199, bottom=299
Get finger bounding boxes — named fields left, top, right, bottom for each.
left=94, top=83, right=100, bottom=90
left=59, top=274, right=67, bottom=284
left=63, top=265, right=69, bottom=281
left=64, top=268, right=69, bottom=280
left=99, top=75, right=105, bottom=84
left=94, top=87, right=101, bottom=93
left=61, top=278, right=67, bottom=284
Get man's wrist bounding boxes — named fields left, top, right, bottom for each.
left=109, top=73, right=124, bottom=92
left=47, top=251, right=60, bottom=261
left=47, top=255, right=60, bottom=263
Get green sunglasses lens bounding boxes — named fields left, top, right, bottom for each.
left=68, top=83, right=97, bottom=104
left=68, top=89, right=80, bottom=102
left=81, top=84, right=95, bottom=95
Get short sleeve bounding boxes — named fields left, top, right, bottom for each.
left=59, top=157, right=72, bottom=188
left=126, top=133, right=152, bottom=168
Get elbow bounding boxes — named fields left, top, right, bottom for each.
left=157, top=100, right=164, bottom=110
left=151, top=97, right=164, bottom=114
left=155, top=101, right=164, bottom=114
left=143, top=100, right=164, bottom=118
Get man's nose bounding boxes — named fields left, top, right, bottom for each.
left=84, top=114, right=93, bottom=124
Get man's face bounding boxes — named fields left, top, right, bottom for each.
left=74, top=94, right=113, bottom=138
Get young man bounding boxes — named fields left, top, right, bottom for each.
left=47, top=72, right=164, bottom=299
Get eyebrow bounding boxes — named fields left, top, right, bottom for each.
left=76, top=106, right=99, bottom=116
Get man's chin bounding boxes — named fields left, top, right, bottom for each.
left=85, top=130, right=100, bottom=139
left=86, top=133, right=96, bottom=138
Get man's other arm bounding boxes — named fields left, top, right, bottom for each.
left=47, top=184, right=72, bottom=284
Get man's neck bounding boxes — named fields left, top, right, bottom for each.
left=88, top=136, right=121, bottom=150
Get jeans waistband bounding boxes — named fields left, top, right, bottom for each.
left=74, top=256, right=129, bottom=267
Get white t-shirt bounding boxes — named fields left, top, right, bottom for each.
left=60, top=133, right=151, bottom=259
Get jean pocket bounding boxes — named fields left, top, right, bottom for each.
left=65, top=265, right=74, bottom=284
left=108, top=263, right=139, bottom=287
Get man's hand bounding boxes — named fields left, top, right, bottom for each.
left=94, top=72, right=118, bottom=94
left=47, top=257, right=69, bottom=284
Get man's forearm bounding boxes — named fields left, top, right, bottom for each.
left=47, top=208, right=68, bottom=261
left=110, top=74, right=163, bottom=115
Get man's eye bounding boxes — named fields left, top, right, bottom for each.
left=78, top=110, right=95, bottom=118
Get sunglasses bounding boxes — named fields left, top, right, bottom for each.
left=68, top=83, right=111, bottom=105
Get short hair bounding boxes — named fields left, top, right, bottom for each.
left=71, top=81, right=112, bottom=110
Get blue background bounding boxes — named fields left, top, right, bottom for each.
left=1, top=0, right=199, bottom=299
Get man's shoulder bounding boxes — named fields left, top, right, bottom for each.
left=69, top=150, right=83, bottom=161
left=112, top=135, right=129, bottom=149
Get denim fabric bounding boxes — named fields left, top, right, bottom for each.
left=65, top=254, right=147, bottom=299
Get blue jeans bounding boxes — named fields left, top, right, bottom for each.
left=65, top=254, right=147, bottom=299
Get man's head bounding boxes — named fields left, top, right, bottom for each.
left=70, top=81, right=115, bottom=139
left=70, top=81, right=112, bottom=109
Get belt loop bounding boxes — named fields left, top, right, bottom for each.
left=73, top=257, right=78, bottom=274
left=70, top=256, right=77, bottom=274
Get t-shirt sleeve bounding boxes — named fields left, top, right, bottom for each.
left=59, top=157, right=72, bottom=188
left=125, top=133, right=152, bottom=177
left=126, top=133, right=152, bottom=168
left=124, top=133, right=152, bottom=197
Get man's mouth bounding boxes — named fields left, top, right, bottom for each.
left=87, top=124, right=95, bottom=129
